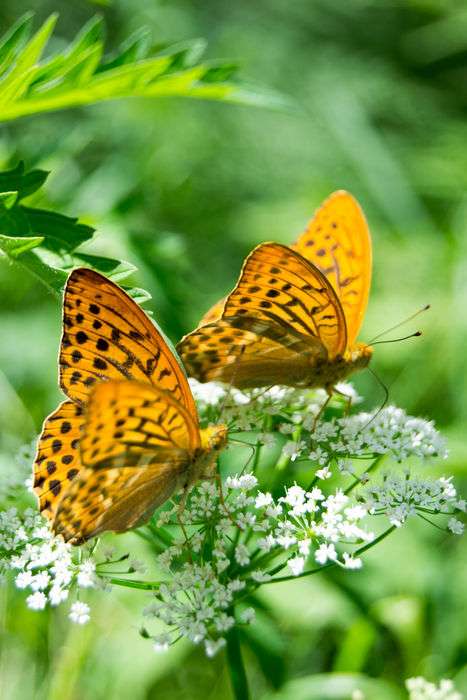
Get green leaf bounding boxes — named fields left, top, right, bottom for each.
left=0, top=14, right=58, bottom=107
left=0, top=162, right=48, bottom=199
left=0, top=233, right=44, bottom=257
left=0, top=13, right=34, bottom=78
left=0, top=13, right=290, bottom=123
left=0, top=191, right=18, bottom=209
left=20, top=207, right=94, bottom=251
left=0, top=162, right=149, bottom=303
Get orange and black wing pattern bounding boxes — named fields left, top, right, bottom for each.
left=293, top=191, right=371, bottom=346
left=53, top=380, right=199, bottom=543
left=178, top=243, right=346, bottom=387
left=60, top=268, right=197, bottom=417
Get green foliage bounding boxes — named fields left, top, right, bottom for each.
left=0, top=161, right=147, bottom=298
left=0, top=1, right=466, bottom=699
left=0, top=14, right=287, bottom=123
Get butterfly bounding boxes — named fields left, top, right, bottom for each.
left=33, top=268, right=227, bottom=545
left=177, top=191, right=373, bottom=390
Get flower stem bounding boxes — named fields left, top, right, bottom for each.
left=226, top=625, right=250, bottom=700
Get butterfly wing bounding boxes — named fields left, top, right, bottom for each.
left=178, top=243, right=346, bottom=387
left=60, top=268, right=197, bottom=418
left=293, top=190, right=372, bottom=346
left=33, top=401, right=83, bottom=521
left=179, top=319, right=326, bottom=388
left=53, top=380, right=200, bottom=543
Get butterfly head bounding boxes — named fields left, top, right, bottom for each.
left=200, top=424, right=228, bottom=453
left=346, top=342, right=373, bottom=371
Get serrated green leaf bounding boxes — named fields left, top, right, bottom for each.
left=30, top=16, right=103, bottom=89
left=0, top=13, right=290, bottom=122
left=97, top=27, right=151, bottom=72
left=0, top=233, right=44, bottom=257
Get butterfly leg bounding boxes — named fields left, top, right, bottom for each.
left=333, top=385, right=353, bottom=416
left=311, top=390, right=332, bottom=432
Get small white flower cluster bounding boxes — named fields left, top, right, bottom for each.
left=406, top=677, right=464, bottom=700
left=362, top=472, right=466, bottom=529
left=1, top=507, right=94, bottom=623
left=143, top=475, right=374, bottom=655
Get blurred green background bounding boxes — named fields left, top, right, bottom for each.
left=0, top=1, right=466, bottom=698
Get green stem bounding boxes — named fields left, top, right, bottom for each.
left=225, top=624, right=250, bottom=700
left=102, top=576, right=161, bottom=590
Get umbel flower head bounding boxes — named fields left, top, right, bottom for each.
left=0, top=381, right=463, bottom=656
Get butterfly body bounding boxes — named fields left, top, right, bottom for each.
left=34, top=269, right=227, bottom=544
left=178, top=191, right=373, bottom=392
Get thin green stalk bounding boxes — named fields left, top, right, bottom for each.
left=102, top=576, right=161, bottom=591
left=225, top=624, right=250, bottom=700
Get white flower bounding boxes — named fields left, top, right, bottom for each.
left=225, top=474, right=258, bottom=490
left=315, top=543, right=337, bottom=565
left=30, top=571, right=50, bottom=591
left=240, top=607, right=256, bottom=624
left=255, top=492, right=273, bottom=508
left=447, top=518, right=464, bottom=535
left=316, top=467, right=332, bottom=480
left=49, top=585, right=69, bottom=606
left=69, top=601, right=90, bottom=625
left=205, top=638, right=226, bottom=658
left=215, top=613, right=235, bottom=632
left=282, top=441, right=305, bottom=461
left=406, top=676, right=463, bottom=700
left=342, top=553, right=362, bottom=570
left=287, top=556, right=305, bottom=576
left=27, top=591, right=47, bottom=610
left=77, top=560, right=96, bottom=588
left=15, top=571, right=33, bottom=589
left=153, top=633, right=171, bottom=652
left=188, top=378, right=226, bottom=406
left=234, top=544, right=250, bottom=567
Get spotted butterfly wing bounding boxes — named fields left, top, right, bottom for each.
left=178, top=242, right=347, bottom=388
left=60, top=268, right=196, bottom=415
left=33, top=268, right=221, bottom=544
left=53, top=380, right=199, bottom=543
left=293, top=190, right=371, bottom=345
left=198, top=191, right=371, bottom=348
left=33, top=401, right=84, bottom=521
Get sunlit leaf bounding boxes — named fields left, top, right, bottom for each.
left=0, top=14, right=290, bottom=123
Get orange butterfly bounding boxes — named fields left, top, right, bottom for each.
left=177, top=191, right=373, bottom=390
left=33, top=269, right=227, bottom=544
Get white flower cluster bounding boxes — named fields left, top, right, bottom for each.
left=406, top=677, right=464, bottom=700
left=190, top=380, right=447, bottom=473
left=362, top=472, right=466, bottom=529
left=1, top=507, right=94, bottom=623
left=143, top=475, right=374, bottom=656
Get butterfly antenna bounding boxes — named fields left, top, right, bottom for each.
left=371, top=331, right=422, bottom=346
left=369, top=304, right=430, bottom=344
